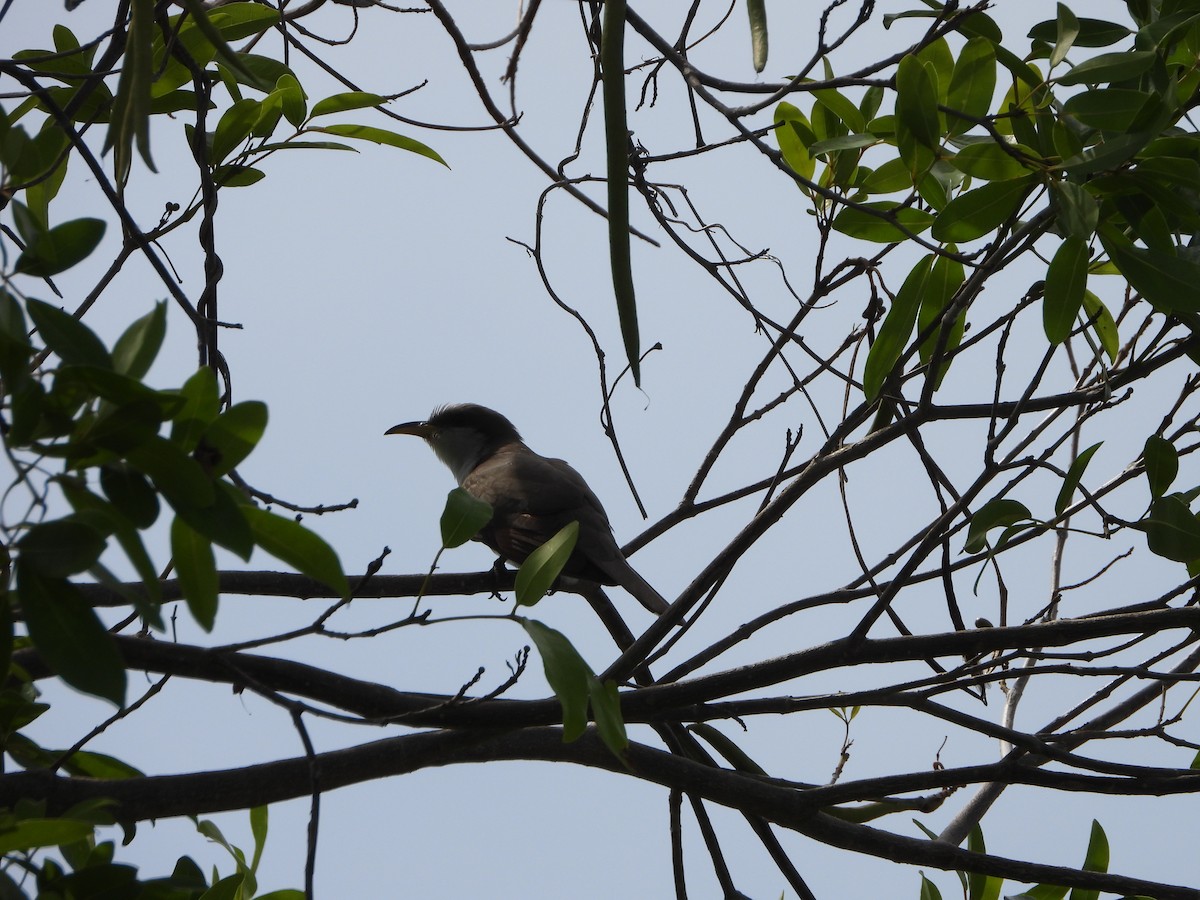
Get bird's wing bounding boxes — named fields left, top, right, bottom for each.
left=538, top=458, right=669, bottom=614
left=462, top=445, right=669, bottom=614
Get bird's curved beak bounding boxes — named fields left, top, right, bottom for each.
left=385, top=421, right=434, bottom=438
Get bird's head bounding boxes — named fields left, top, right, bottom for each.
left=386, top=403, right=522, bottom=484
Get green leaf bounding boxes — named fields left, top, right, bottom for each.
left=919, top=874, right=943, bottom=900
left=210, top=98, right=261, bottom=164
left=245, top=506, right=348, bottom=598
left=177, top=0, right=268, bottom=87
left=588, top=677, right=628, bottom=756
left=310, top=125, right=446, bottom=167
left=440, top=487, right=493, bottom=549
left=0, top=818, right=96, bottom=854
left=1055, top=442, right=1102, bottom=516
left=104, top=0, right=156, bottom=182
left=774, top=101, right=816, bottom=184
left=310, top=91, right=385, bottom=118
left=518, top=617, right=591, bottom=741
left=863, top=255, right=932, bottom=400
left=917, top=251, right=966, bottom=377
left=61, top=482, right=162, bottom=618
left=951, top=142, right=1037, bottom=181
left=1099, top=228, right=1200, bottom=314
left=17, top=518, right=107, bottom=578
left=17, top=562, right=126, bottom=707
left=126, top=437, right=214, bottom=508
left=0, top=291, right=33, bottom=386
left=1049, top=2, right=1080, bottom=68
left=171, top=516, right=218, bottom=631
left=860, top=157, right=912, bottom=194
left=830, top=202, right=934, bottom=243
left=1056, top=50, right=1156, bottom=86
left=966, top=826, right=1003, bottom=900
left=946, top=37, right=996, bottom=136
left=1044, top=235, right=1089, bottom=344
left=171, top=368, right=222, bottom=452
left=213, top=165, right=266, bottom=187
left=814, top=88, right=866, bottom=134
left=932, top=176, right=1032, bottom=242
left=1051, top=181, right=1099, bottom=240
left=58, top=748, right=143, bottom=779
left=276, top=74, right=307, bottom=128
left=15, top=218, right=106, bottom=278
left=965, top=499, right=1032, bottom=553
left=1144, top=435, right=1178, bottom=499
left=1080, top=291, right=1118, bottom=362
left=1140, top=495, right=1200, bottom=562
left=111, top=301, right=167, bottom=380
left=896, top=54, right=941, bottom=150
left=1069, top=820, right=1109, bottom=900
left=250, top=805, right=268, bottom=873
left=173, top=480, right=253, bottom=560
left=806, top=133, right=877, bottom=156
left=200, top=401, right=268, bottom=476
left=515, top=521, right=579, bottom=607
left=1029, top=17, right=1131, bottom=48
left=209, top=2, right=282, bottom=40
left=746, top=0, right=767, bottom=73
left=1063, top=89, right=1155, bottom=132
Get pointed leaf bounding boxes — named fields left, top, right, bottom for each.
left=831, top=202, right=934, bottom=242
left=103, top=0, right=156, bottom=182
left=310, top=92, right=385, bottom=117
left=17, top=518, right=106, bottom=578
left=169, top=480, right=253, bottom=561
left=200, top=401, right=267, bottom=476
left=946, top=37, right=996, bottom=136
left=588, top=677, right=628, bottom=756
left=932, top=177, right=1032, bottom=242
left=17, top=562, right=126, bottom=706
left=1140, top=495, right=1200, bottom=562
left=1099, top=229, right=1200, bottom=314
left=1081, top=291, right=1118, bottom=363
left=245, top=506, right=348, bottom=598
left=518, top=617, right=591, bottom=741
left=514, top=521, right=579, bottom=607
left=111, top=301, right=167, bottom=380
left=863, top=255, right=932, bottom=400
left=1055, top=442, right=1102, bottom=516
left=440, top=487, right=493, bottom=549
left=965, top=499, right=1032, bottom=553
left=896, top=54, right=941, bottom=150
left=951, top=142, right=1036, bottom=181
left=1056, top=50, right=1156, bottom=86
left=1144, top=435, right=1178, bottom=499
left=171, top=367, right=222, bottom=452
left=1044, top=235, right=1089, bottom=344
left=1069, top=820, right=1109, bottom=900
left=774, top=101, right=816, bottom=183
left=171, top=516, right=218, bottom=630
left=15, top=218, right=106, bottom=278
left=1050, top=2, right=1080, bottom=68
left=310, top=125, right=446, bottom=166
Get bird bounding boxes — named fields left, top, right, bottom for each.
left=386, top=403, right=670, bottom=615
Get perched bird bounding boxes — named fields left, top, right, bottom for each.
left=386, top=404, right=669, bottom=615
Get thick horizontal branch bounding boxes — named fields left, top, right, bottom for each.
left=3, top=727, right=1194, bottom=899
left=75, top=570, right=517, bottom=606
left=16, top=608, right=1200, bottom=729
